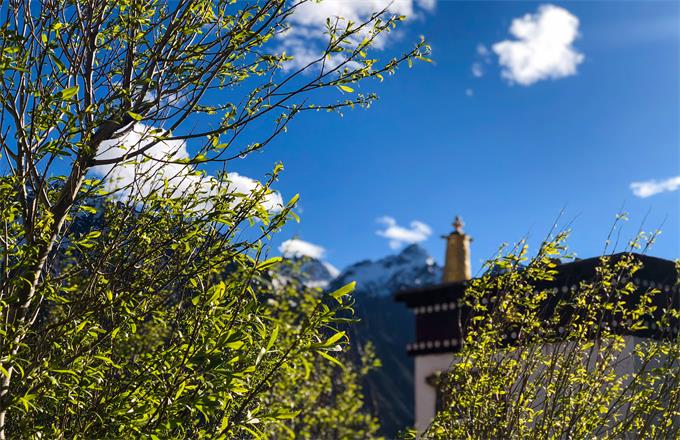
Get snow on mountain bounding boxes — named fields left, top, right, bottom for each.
left=331, top=244, right=442, bottom=297
left=297, top=258, right=339, bottom=288
left=277, top=243, right=441, bottom=294
left=274, top=256, right=339, bottom=289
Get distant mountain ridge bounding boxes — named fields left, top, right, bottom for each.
left=333, top=244, right=442, bottom=297
left=276, top=257, right=339, bottom=289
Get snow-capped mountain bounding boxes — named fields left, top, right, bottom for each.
left=296, top=258, right=339, bottom=288
left=331, top=244, right=442, bottom=297
left=273, top=257, right=339, bottom=289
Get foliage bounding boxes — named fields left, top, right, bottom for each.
left=424, top=229, right=680, bottom=439
left=3, top=191, right=384, bottom=439
left=262, top=263, right=382, bottom=439
left=0, top=0, right=428, bottom=437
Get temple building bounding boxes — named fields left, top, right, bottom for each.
left=395, top=217, right=679, bottom=432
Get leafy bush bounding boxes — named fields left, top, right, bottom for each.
left=424, top=230, right=680, bottom=439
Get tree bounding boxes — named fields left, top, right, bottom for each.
left=422, top=228, right=680, bottom=439
left=0, top=0, right=429, bottom=437
left=259, top=261, right=382, bottom=440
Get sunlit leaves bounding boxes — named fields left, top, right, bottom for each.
left=0, top=0, right=420, bottom=436
left=329, top=281, right=355, bottom=304
left=127, top=111, right=144, bottom=121
left=59, top=86, right=79, bottom=100
left=426, top=232, right=680, bottom=439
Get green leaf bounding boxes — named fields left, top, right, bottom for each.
left=226, top=340, right=244, bottom=350
left=85, top=231, right=101, bottom=240
left=51, top=369, right=78, bottom=376
left=19, top=395, right=36, bottom=412
left=80, top=205, right=98, bottom=214
left=60, top=86, right=79, bottom=99
left=323, top=331, right=346, bottom=347
left=127, top=111, right=144, bottom=121
left=271, top=409, right=300, bottom=420
left=174, top=381, right=186, bottom=401
left=75, top=321, right=87, bottom=333
left=257, top=257, right=282, bottom=270
left=255, top=347, right=266, bottom=365
left=317, top=350, right=344, bottom=369
left=93, top=355, right=121, bottom=369
left=266, top=326, right=279, bottom=351
left=337, top=85, right=354, bottom=93
left=208, top=282, right=225, bottom=303
left=330, top=281, right=355, bottom=303
left=287, top=193, right=300, bottom=207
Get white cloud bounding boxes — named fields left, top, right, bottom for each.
left=91, top=124, right=283, bottom=212
left=274, top=239, right=340, bottom=289
left=630, top=176, right=680, bottom=198
left=281, top=0, right=436, bottom=71
left=279, top=238, right=341, bottom=279
left=376, top=216, right=432, bottom=249
left=226, top=172, right=284, bottom=212
left=470, top=44, right=492, bottom=81
left=492, top=4, right=584, bottom=86
left=465, top=88, right=474, bottom=97
left=289, top=0, right=435, bottom=27
left=279, top=238, right=327, bottom=259
left=471, top=62, right=484, bottom=78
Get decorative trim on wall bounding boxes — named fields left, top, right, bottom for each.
left=410, top=280, right=678, bottom=316
left=412, top=301, right=461, bottom=315
left=407, top=338, right=460, bottom=352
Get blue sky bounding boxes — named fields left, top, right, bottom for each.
left=89, top=1, right=679, bottom=273
left=235, top=1, right=680, bottom=272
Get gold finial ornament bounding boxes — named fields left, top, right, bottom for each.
left=453, top=216, right=464, bottom=234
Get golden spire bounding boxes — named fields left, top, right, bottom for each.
left=443, top=215, right=471, bottom=283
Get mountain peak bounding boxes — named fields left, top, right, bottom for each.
left=400, top=243, right=427, bottom=257
left=330, top=246, right=442, bottom=297
left=277, top=244, right=442, bottom=297
left=276, top=256, right=338, bottom=289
